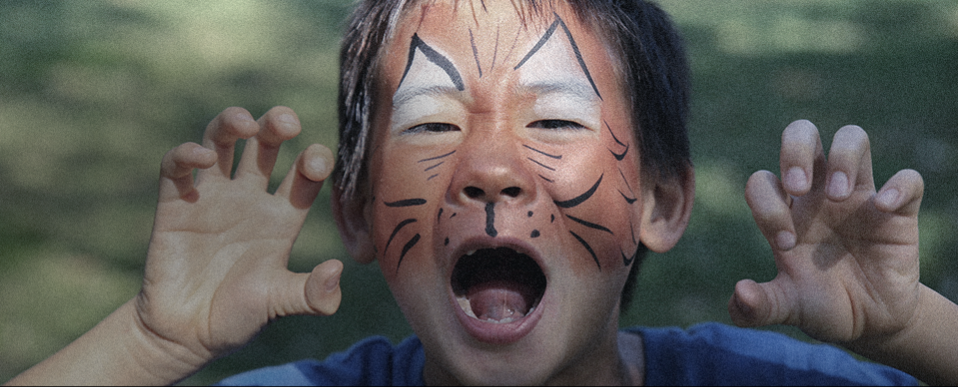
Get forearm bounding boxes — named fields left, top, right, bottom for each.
left=849, top=285, right=958, bottom=386
left=6, top=299, right=208, bottom=386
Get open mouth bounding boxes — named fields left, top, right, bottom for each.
left=451, top=247, right=547, bottom=324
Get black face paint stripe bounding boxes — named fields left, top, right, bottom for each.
left=606, top=121, right=626, bottom=147
left=619, top=190, right=637, bottom=205
left=490, top=26, right=499, bottom=72
left=570, top=230, right=601, bottom=270
left=555, top=15, right=602, bottom=100
left=427, top=174, right=439, bottom=181
left=618, top=167, right=634, bottom=194
left=621, top=249, right=636, bottom=266
left=385, top=198, right=427, bottom=207
left=424, top=161, right=444, bottom=172
left=385, top=218, right=417, bottom=253
left=566, top=214, right=614, bottom=234
left=418, top=149, right=456, bottom=163
left=523, top=144, right=562, bottom=159
left=513, top=18, right=558, bottom=70
left=515, top=16, right=602, bottom=100
left=397, top=233, right=421, bottom=270
left=485, top=202, right=498, bottom=237
left=528, top=157, right=556, bottom=171
left=539, top=174, right=554, bottom=183
left=610, top=144, right=629, bottom=161
left=399, top=33, right=465, bottom=92
left=469, top=29, right=482, bottom=78
left=554, top=174, right=603, bottom=208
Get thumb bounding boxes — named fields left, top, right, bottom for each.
left=275, top=260, right=344, bottom=317
left=728, top=278, right=793, bottom=328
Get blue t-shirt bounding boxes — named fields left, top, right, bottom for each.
left=217, top=323, right=917, bottom=386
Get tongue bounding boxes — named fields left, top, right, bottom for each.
left=467, top=280, right=530, bottom=322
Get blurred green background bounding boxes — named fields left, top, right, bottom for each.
left=1, top=0, right=956, bottom=384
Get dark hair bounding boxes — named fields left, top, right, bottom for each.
left=335, top=0, right=691, bottom=311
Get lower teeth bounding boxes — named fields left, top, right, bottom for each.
left=456, top=295, right=533, bottom=324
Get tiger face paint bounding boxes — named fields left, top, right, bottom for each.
left=363, top=1, right=646, bottom=384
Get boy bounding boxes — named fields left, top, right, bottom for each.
left=7, top=0, right=957, bottom=385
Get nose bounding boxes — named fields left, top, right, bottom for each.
left=449, top=134, right=536, bottom=208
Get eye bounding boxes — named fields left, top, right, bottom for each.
left=405, top=122, right=460, bottom=134
left=527, top=120, right=586, bottom=130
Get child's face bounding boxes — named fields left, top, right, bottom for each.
left=365, top=1, right=644, bottom=383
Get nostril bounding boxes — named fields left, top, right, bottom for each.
left=464, top=186, right=485, bottom=199
left=501, top=187, right=521, bottom=198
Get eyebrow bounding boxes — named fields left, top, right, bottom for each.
left=518, top=80, right=599, bottom=104
left=392, top=84, right=463, bottom=109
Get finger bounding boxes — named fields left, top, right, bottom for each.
left=158, top=143, right=216, bottom=202
left=825, top=125, right=874, bottom=201
left=235, top=106, right=302, bottom=189
left=745, top=170, right=797, bottom=251
left=197, top=107, right=260, bottom=182
left=275, top=143, right=334, bottom=210
left=875, top=169, right=924, bottom=216
left=728, top=278, right=794, bottom=328
left=274, top=259, right=344, bottom=317
left=779, top=120, right=824, bottom=196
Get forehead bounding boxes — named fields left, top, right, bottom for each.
left=379, top=0, right=621, bottom=101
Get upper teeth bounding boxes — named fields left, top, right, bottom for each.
left=466, top=250, right=476, bottom=256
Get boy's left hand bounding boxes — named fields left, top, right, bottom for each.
left=730, top=119, right=924, bottom=344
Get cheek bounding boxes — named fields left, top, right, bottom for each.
left=369, top=147, right=459, bottom=279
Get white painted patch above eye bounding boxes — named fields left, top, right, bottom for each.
left=517, top=25, right=602, bottom=130
left=391, top=45, right=464, bottom=133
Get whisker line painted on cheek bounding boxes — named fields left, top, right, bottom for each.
left=539, top=174, right=554, bottom=183
left=523, top=144, right=562, bottom=159
left=397, top=233, right=421, bottom=270
left=424, top=161, right=444, bottom=172
left=618, top=167, right=634, bottom=194
left=566, top=214, right=613, bottom=234
left=528, top=157, right=555, bottom=171
left=570, top=230, right=601, bottom=270
left=385, top=218, right=417, bottom=253
left=619, top=190, right=637, bottom=204
left=418, top=150, right=456, bottom=163
left=606, top=121, right=627, bottom=147
left=385, top=198, right=427, bottom=207
left=554, top=174, right=603, bottom=208
left=610, top=144, right=629, bottom=161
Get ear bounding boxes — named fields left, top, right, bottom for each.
left=638, top=165, right=695, bottom=253
left=332, top=185, right=377, bottom=264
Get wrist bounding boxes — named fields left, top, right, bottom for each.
left=845, top=285, right=958, bottom=385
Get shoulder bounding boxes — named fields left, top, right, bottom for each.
left=215, top=336, right=425, bottom=386
left=628, top=323, right=917, bottom=386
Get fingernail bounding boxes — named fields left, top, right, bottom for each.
left=775, top=231, right=796, bottom=250
left=324, top=273, right=340, bottom=292
left=827, top=171, right=849, bottom=198
left=278, top=113, right=296, bottom=125
left=308, top=156, right=328, bottom=176
left=784, top=167, right=806, bottom=192
left=877, top=188, right=899, bottom=207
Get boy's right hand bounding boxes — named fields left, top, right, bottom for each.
left=136, top=106, right=342, bottom=365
